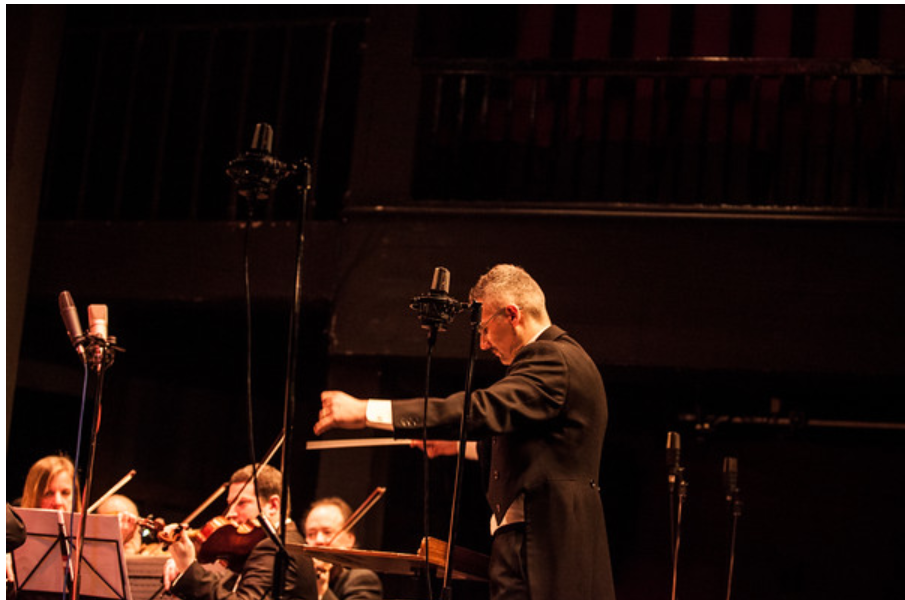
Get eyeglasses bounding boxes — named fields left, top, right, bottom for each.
left=478, top=308, right=508, bottom=337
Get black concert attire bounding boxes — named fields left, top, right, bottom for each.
left=322, top=567, right=382, bottom=600
left=392, top=325, right=616, bottom=600
left=6, top=505, right=27, bottom=551
left=170, top=523, right=318, bottom=600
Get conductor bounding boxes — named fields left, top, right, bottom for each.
left=313, top=264, right=616, bottom=600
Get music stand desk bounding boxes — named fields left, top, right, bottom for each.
left=290, top=537, right=488, bottom=582
left=11, top=508, right=132, bottom=600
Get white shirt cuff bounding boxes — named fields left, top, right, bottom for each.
left=365, top=399, right=394, bottom=431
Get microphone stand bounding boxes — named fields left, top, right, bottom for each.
left=273, top=159, right=312, bottom=600
left=409, top=268, right=468, bottom=599
left=420, top=324, right=438, bottom=600
left=669, top=467, right=687, bottom=600
left=72, top=335, right=123, bottom=600
left=440, top=302, right=481, bottom=600
left=226, top=123, right=311, bottom=600
left=725, top=487, right=742, bottom=600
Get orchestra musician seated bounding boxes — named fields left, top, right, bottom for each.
left=303, top=497, right=383, bottom=600
left=19, top=455, right=80, bottom=512
left=8, top=455, right=81, bottom=589
left=163, top=464, right=318, bottom=600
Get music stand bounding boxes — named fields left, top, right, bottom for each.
left=289, top=537, right=489, bottom=583
left=11, top=508, right=132, bottom=600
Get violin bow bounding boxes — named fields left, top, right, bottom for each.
left=326, top=486, right=387, bottom=546
left=86, top=469, right=137, bottom=514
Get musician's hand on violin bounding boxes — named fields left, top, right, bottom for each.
left=117, top=511, right=139, bottom=543
left=314, top=391, right=367, bottom=435
left=165, top=524, right=197, bottom=573
left=162, top=558, right=180, bottom=591
left=312, top=559, right=332, bottom=598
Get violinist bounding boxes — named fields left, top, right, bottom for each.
left=163, top=464, right=318, bottom=600
left=19, top=455, right=81, bottom=512
left=9, top=455, right=81, bottom=590
left=303, top=498, right=382, bottom=600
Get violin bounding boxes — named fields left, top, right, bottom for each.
left=141, top=516, right=267, bottom=571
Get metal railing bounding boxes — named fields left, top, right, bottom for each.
left=413, top=58, right=905, bottom=216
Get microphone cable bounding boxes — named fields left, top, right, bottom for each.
left=243, top=202, right=260, bottom=477
left=67, top=361, right=90, bottom=600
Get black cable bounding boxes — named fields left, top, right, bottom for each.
left=244, top=203, right=259, bottom=473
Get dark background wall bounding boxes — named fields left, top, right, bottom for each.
left=7, top=6, right=905, bottom=600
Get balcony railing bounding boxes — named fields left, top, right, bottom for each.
left=412, top=57, right=905, bottom=216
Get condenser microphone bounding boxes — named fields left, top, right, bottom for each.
left=666, top=431, right=681, bottom=491
left=722, top=456, right=739, bottom=502
left=410, top=267, right=466, bottom=332
left=88, top=304, right=108, bottom=342
left=431, top=266, right=451, bottom=296
left=58, top=291, right=86, bottom=362
left=226, top=123, right=293, bottom=198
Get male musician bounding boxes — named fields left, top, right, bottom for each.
left=164, top=464, right=318, bottom=600
left=314, top=264, right=616, bottom=600
left=303, top=497, right=382, bottom=600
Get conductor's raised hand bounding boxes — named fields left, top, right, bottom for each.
left=314, top=391, right=368, bottom=435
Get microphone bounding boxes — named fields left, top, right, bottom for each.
left=666, top=431, right=681, bottom=491
left=410, top=267, right=467, bottom=332
left=88, top=304, right=108, bottom=341
left=58, top=291, right=86, bottom=362
left=722, top=456, right=739, bottom=502
left=226, top=123, right=294, bottom=199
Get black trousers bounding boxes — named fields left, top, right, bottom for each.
left=488, top=524, right=530, bottom=600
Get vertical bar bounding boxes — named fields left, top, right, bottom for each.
left=747, top=75, right=762, bottom=205
left=851, top=74, right=865, bottom=208
left=648, top=76, right=663, bottom=202
left=479, top=73, right=491, bottom=131
left=824, top=75, right=838, bottom=207
left=596, top=76, right=608, bottom=201
left=798, top=74, right=813, bottom=205
left=722, top=76, right=735, bottom=207
left=769, top=74, right=787, bottom=205
left=227, top=26, right=256, bottom=220
left=431, top=74, right=444, bottom=136
left=310, top=21, right=336, bottom=216
left=478, top=74, right=492, bottom=199
left=456, top=74, right=468, bottom=134
left=696, top=77, right=712, bottom=204
left=503, top=72, right=516, bottom=200
left=454, top=73, right=468, bottom=196
left=621, top=77, right=637, bottom=203
left=112, top=32, right=145, bottom=220
left=76, top=31, right=108, bottom=218
left=189, top=29, right=218, bottom=220
left=150, top=29, right=178, bottom=220
left=573, top=75, right=589, bottom=200
left=550, top=73, right=569, bottom=198
left=878, top=75, right=892, bottom=209
left=526, top=76, right=540, bottom=197
left=667, top=78, right=686, bottom=204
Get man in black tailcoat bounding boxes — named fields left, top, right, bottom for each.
left=315, top=264, right=616, bottom=600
